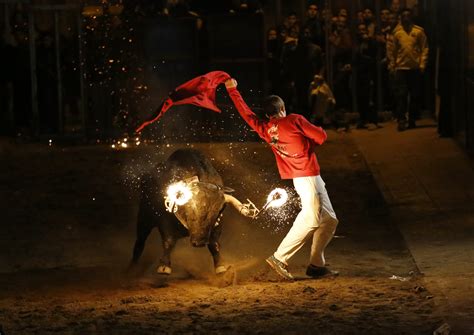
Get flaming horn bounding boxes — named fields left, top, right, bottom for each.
left=253, top=188, right=289, bottom=218
left=164, top=179, right=260, bottom=218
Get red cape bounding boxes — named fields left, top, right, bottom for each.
left=136, top=71, right=231, bottom=133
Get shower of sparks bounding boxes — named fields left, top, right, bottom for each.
left=265, top=188, right=288, bottom=208
left=165, top=181, right=192, bottom=213
left=253, top=188, right=290, bottom=219
left=110, top=137, right=141, bottom=150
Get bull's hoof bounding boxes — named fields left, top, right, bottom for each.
left=215, top=265, right=230, bottom=275
left=157, top=265, right=172, bottom=275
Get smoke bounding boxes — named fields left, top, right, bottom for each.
left=114, top=142, right=302, bottom=283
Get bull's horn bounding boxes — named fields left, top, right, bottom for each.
left=224, top=194, right=243, bottom=209
left=224, top=194, right=259, bottom=218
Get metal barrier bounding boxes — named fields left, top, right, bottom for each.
left=1, top=1, right=85, bottom=137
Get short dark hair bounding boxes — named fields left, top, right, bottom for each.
left=400, top=7, right=412, bottom=14
left=263, top=95, right=285, bottom=117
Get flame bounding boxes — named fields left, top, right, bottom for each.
left=166, top=182, right=192, bottom=206
left=266, top=188, right=288, bottom=208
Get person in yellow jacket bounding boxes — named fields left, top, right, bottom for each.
left=387, top=7, right=428, bottom=131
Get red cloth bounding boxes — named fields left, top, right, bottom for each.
left=227, top=87, right=327, bottom=179
left=136, top=71, right=231, bottom=133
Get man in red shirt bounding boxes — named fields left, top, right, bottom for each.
left=225, top=78, right=339, bottom=280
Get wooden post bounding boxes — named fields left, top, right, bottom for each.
left=325, top=0, right=332, bottom=88
left=54, top=10, right=63, bottom=134
left=375, top=0, right=383, bottom=116
left=77, top=11, right=86, bottom=136
left=28, top=9, right=39, bottom=136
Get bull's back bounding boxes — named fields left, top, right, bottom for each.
left=165, top=149, right=223, bottom=186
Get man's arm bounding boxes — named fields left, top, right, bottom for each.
left=386, top=33, right=397, bottom=72
left=225, top=79, right=270, bottom=142
left=419, top=30, right=429, bottom=72
left=295, top=115, right=327, bottom=145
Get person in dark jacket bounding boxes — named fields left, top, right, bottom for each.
left=354, top=23, right=378, bottom=128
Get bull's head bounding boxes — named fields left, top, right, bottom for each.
left=165, top=179, right=259, bottom=247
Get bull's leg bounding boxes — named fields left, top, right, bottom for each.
left=208, top=226, right=228, bottom=274
left=157, top=235, right=176, bottom=275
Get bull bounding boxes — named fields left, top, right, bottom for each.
left=130, top=149, right=257, bottom=275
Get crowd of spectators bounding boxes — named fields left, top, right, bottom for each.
left=1, top=0, right=428, bottom=136
left=266, top=1, right=429, bottom=131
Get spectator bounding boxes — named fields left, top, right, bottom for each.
left=377, top=10, right=398, bottom=113
left=355, top=10, right=364, bottom=26
left=390, top=0, right=401, bottom=17
left=290, top=27, right=323, bottom=118
left=308, top=74, right=336, bottom=127
left=387, top=7, right=428, bottom=131
left=282, top=11, right=299, bottom=34
left=266, top=27, right=282, bottom=94
left=338, top=8, right=348, bottom=19
left=353, top=23, right=378, bottom=128
left=278, top=23, right=298, bottom=112
left=380, top=8, right=391, bottom=29
left=302, top=3, right=323, bottom=48
left=329, top=15, right=352, bottom=123
left=362, top=8, right=376, bottom=39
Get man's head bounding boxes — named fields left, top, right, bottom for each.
left=336, top=16, right=347, bottom=31
left=286, top=12, right=298, bottom=28
left=363, top=8, right=374, bottom=22
left=388, top=12, right=398, bottom=29
left=357, top=23, right=368, bottom=40
left=390, top=0, right=401, bottom=14
left=338, top=8, right=348, bottom=18
left=267, top=28, right=277, bottom=40
left=307, top=3, right=318, bottom=19
left=381, top=9, right=390, bottom=23
left=263, top=95, right=286, bottom=118
left=400, top=7, right=413, bottom=27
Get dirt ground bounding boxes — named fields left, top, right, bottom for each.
left=0, top=135, right=445, bottom=334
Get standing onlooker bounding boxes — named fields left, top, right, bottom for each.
left=329, top=16, right=352, bottom=123
left=308, top=74, right=336, bottom=127
left=362, top=8, right=376, bottom=39
left=302, top=3, right=323, bottom=48
left=290, top=27, right=323, bottom=118
left=355, top=10, right=364, bottom=26
left=390, top=0, right=401, bottom=17
left=281, top=11, right=299, bottom=35
left=266, top=27, right=282, bottom=94
left=278, top=23, right=298, bottom=113
left=387, top=7, right=428, bottom=131
left=354, top=23, right=377, bottom=128
left=378, top=10, right=398, bottom=114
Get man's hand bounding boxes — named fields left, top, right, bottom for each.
left=225, top=78, right=238, bottom=89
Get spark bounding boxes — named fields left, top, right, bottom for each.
left=165, top=182, right=192, bottom=212
left=266, top=188, right=288, bottom=208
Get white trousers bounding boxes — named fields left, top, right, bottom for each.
left=273, top=175, right=338, bottom=267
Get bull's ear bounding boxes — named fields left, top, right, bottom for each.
left=222, top=186, right=235, bottom=193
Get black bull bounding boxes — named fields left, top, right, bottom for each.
left=130, top=149, right=256, bottom=275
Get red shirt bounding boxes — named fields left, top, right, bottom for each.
left=227, top=87, right=327, bottom=179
